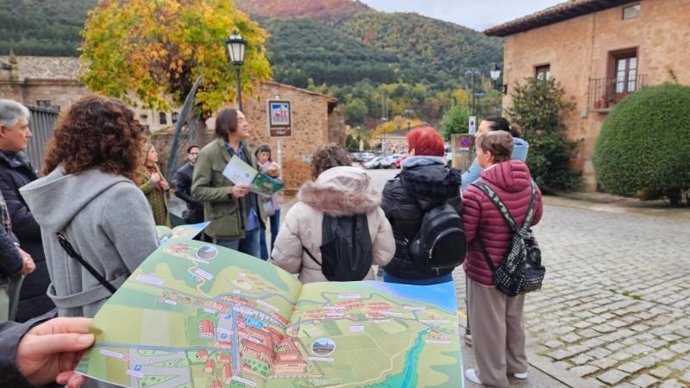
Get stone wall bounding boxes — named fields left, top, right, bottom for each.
left=240, top=82, right=341, bottom=195
left=501, top=0, right=690, bottom=191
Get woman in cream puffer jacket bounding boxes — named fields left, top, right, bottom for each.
left=271, top=165, right=395, bottom=283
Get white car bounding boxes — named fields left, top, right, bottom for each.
left=363, top=156, right=385, bottom=169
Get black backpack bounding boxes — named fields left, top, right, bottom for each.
left=304, top=214, right=373, bottom=281
left=473, top=180, right=545, bottom=296
left=401, top=178, right=466, bottom=273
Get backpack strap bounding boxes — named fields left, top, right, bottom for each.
left=471, top=180, right=537, bottom=232
left=56, top=232, right=117, bottom=294
left=471, top=180, right=538, bottom=273
left=303, top=246, right=321, bottom=267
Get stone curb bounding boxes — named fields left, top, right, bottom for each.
left=526, top=349, right=601, bottom=388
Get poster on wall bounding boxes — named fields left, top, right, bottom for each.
left=268, top=100, right=292, bottom=137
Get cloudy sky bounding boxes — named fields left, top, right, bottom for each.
left=359, top=0, right=564, bottom=31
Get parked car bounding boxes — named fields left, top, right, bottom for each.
left=394, top=154, right=409, bottom=169
left=380, top=154, right=402, bottom=169
left=359, top=152, right=376, bottom=163
left=363, top=156, right=385, bottom=169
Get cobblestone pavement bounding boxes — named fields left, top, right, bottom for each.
left=363, top=168, right=690, bottom=387
left=453, top=199, right=690, bottom=387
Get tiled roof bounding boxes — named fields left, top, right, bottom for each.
left=0, top=56, right=82, bottom=80
left=484, top=0, right=637, bottom=37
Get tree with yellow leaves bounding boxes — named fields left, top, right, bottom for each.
left=80, top=0, right=272, bottom=130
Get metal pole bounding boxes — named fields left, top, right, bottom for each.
left=471, top=74, right=477, bottom=117
left=236, top=66, right=242, bottom=111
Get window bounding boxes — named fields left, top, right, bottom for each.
left=159, top=112, right=167, bottom=125
left=613, top=53, right=638, bottom=94
left=623, top=4, right=640, bottom=20
left=172, top=112, right=179, bottom=124
left=535, top=65, right=550, bottom=81
left=36, top=100, right=51, bottom=107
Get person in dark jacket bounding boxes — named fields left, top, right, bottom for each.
left=462, top=131, right=543, bottom=387
left=0, top=190, right=35, bottom=321
left=0, top=313, right=94, bottom=387
left=0, top=99, right=53, bottom=322
left=381, top=126, right=463, bottom=284
left=174, top=145, right=204, bottom=224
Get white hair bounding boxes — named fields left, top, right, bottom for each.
left=0, top=99, right=30, bottom=129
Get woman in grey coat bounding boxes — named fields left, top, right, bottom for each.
left=20, top=95, right=159, bottom=318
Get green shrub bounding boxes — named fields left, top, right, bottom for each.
left=507, top=77, right=582, bottom=192
left=593, top=83, right=690, bottom=205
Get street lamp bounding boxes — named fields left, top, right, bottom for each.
left=490, top=64, right=508, bottom=94
left=464, top=69, right=482, bottom=117
left=226, top=31, right=247, bottom=111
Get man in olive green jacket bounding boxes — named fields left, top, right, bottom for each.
left=192, top=108, right=279, bottom=258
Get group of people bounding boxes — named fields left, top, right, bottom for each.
left=269, top=117, right=542, bottom=387
left=0, top=93, right=542, bottom=388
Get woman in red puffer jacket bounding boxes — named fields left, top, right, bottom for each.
left=462, top=131, right=543, bottom=387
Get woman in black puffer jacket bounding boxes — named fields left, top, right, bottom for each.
left=381, top=126, right=463, bottom=284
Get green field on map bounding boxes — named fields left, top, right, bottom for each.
left=77, top=239, right=461, bottom=387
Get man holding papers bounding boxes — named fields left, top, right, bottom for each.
left=192, top=108, right=279, bottom=257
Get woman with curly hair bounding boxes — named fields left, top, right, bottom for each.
left=271, top=143, right=394, bottom=282
left=20, top=95, right=159, bottom=318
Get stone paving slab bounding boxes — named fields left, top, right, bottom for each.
left=453, top=197, right=690, bottom=387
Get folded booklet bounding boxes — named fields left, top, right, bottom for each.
left=76, top=238, right=462, bottom=387
left=222, top=156, right=284, bottom=198
left=156, top=221, right=210, bottom=244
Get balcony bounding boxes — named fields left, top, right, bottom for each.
left=588, top=74, right=646, bottom=112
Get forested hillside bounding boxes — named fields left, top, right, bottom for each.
left=0, top=0, right=97, bottom=56
left=2, top=0, right=504, bottom=142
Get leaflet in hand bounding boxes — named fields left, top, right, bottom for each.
left=76, top=240, right=462, bottom=387
left=222, top=156, right=284, bottom=197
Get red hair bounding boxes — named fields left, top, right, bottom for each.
left=407, top=126, right=444, bottom=156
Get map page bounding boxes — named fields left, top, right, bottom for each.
left=76, top=239, right=461, bottom=387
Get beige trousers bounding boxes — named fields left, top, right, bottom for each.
left=468, top=278, right=528, bottom=387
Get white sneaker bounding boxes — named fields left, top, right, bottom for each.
left=511, top=371, right=529, bottom=380
left=465, top=368, right=482, bottom=385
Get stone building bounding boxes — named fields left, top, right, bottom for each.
left=485, top=0, right=690, bottom=191
left=240, top=81, right=340, bottom=194
left=0, top=54, right=174, bottom=132
left=0, top=55, right=343, bottom=193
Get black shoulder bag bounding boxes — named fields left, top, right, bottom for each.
left=56, top=232, right=116, bottom=294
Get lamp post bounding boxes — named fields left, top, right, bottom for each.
left=464, top=69, right=482, bottom=117
left=226, top=31, right=247, bottom=111
left=490, top=64, right=508, bottom=94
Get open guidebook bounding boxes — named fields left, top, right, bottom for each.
left=76, top=233, right=462, bottom=387
left=222, top=156, right=284, bottom=198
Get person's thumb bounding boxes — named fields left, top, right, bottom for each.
left=25, top=333, right=95, bottom=357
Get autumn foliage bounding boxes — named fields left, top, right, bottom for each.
left=80, top=0, right=272, bottom=116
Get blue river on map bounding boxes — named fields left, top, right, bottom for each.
left=370, top=327, right=430, bottom=387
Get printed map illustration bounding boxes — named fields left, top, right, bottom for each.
left=77, top=239, right=461, bottom=387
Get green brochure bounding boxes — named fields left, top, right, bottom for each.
left=222, top=156, right=284, bottom=198
left=76, top=239, right=462, bottom=387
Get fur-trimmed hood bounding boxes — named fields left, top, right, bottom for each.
left=298, top=166, right=380, bottom=216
